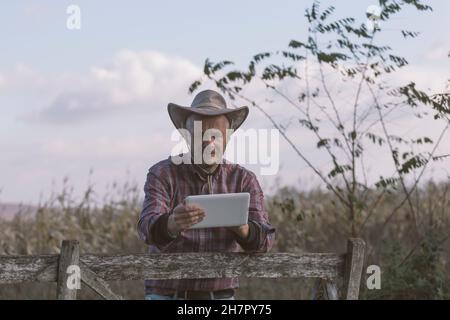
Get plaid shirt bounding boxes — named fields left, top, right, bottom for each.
left=137, top=155, right=276, bottom=293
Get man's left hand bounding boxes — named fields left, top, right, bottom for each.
left=228, top=224, right=249, bottom=240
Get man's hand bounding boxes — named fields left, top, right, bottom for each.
left=228, top=224, right=250, bottom=240
left=167, top=202, right=206, bottom=235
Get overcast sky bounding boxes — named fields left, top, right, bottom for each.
left=0, top=0, right=449, bottom=205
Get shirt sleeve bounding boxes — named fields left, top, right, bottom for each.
left=137, top=169, right=178, bottom=250
left=238, top=171, right=276, bottom=252
left=234, top=219, right=259, bottom=248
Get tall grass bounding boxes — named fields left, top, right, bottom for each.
left=0, top=178, right=449, bottom=299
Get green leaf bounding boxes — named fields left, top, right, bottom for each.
left=188, top=80, right=202, bottom=93
left=288, top=40, right=309, bottom=49
left=317, top=138, right=330, bottom=148
left=327, top=164, right=352, bottom=178
left=281, top=51, right=305, bottom=61
left=253, top=52, right=272, bottom=63
left=317, top=52, right=349, bottom=63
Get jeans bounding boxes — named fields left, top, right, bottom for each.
left=145, top=291, right=236, bottom=300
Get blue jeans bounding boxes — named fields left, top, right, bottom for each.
left=145, top=291, right=236, bottom=300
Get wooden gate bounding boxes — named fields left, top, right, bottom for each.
left=0, top=238, right=365, bottom=300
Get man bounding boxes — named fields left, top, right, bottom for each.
left=137, top=89, right=276, bottom=300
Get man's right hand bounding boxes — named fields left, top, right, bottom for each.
left=167, top=202, right=206, bottom=235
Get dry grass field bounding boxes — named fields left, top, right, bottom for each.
left=0, top=179, right=449, bottom=299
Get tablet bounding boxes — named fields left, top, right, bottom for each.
left=185, top=192, right=250, bottom=229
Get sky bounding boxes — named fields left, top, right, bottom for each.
left=0, top=0, right=449, bottom=205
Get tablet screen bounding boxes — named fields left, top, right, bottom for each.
left=185, top=192, right=250, bottom=229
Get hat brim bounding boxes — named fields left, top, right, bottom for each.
left=167, top=103, right=249, bottom=132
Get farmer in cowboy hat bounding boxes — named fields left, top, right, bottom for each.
left=137, top=89, right=276, bottom=300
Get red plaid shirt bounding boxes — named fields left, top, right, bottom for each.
left=137, top=155, right=276, bottom=293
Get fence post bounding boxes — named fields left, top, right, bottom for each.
left=343, top=238, right=365, bottom=300
left=57, top=240, right=80, bottom=300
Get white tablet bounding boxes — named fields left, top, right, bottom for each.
left=185, top=192, right=250, bottom=229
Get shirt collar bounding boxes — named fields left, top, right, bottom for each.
left=171, top=153, right=228, bottom=181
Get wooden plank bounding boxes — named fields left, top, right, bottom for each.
left=0, top=252, right=345, bottom=284
left=80, top=263, right=123, bottom=300
left=56, top=240, right=80, bottom=300
left=0, top=255, right=57, bottom=283
left=343, top=238, right=366, bottom=300
left=81, top=252, right=345, bottom=281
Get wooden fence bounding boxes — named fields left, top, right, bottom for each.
left=0, top=238, right=365, bottom=300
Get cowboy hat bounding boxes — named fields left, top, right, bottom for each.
left=167, top=89, right=249, bottom=131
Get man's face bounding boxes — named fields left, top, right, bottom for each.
left=185, top=114, right=230, bottom=166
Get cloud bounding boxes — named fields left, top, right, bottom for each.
left=41, top=134, right=168, bottom=159
left=20, top=3, right=58, bottom=23
left=0, top=64, right=44, bottom=91
left=1, top=48, right=448, bottom=204
left=0, top=74, right=5, bottom=89
left=23, top=50, right=202, bottom=124
left=386, top=63, right=449, bottom=94
left=422, top=42, right=450, bottom=62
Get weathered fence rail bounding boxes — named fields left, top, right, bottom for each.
left=0, top=238, right=365, bottom=300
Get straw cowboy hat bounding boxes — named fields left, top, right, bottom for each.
left=167, top=89, right=249, bottom=131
